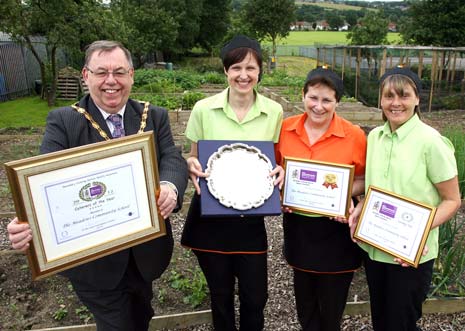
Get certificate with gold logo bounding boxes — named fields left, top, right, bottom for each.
left=354, top=186, right=436, bottom=267
left=5, top=132, right=163, bottom=280
left=282, top=157, right=355, bottom=218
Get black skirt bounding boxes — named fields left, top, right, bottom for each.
left=283, top=212, right=362, bottom=272
left=181, top=193, right=267, bottom=253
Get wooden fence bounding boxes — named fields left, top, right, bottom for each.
left=316, top=45, right=465, bottom=112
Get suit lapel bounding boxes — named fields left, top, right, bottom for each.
left=124, top=101, right=142, bottom=135
left=81, top=97, right=113, bottom=141
left=78, top=97, right=143, bottom=139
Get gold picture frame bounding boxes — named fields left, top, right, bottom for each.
left=282, top=157, right=355, bottom=218
left=5, top=131, right=164, bottom=280
left=354, top=185, right=436, bottom=267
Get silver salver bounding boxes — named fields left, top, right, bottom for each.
left=205, top=143, right=274, bottom=210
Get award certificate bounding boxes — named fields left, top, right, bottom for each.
left=5, top=132, right=164, bottom=280
left=282, top=157, right=354, bottom=218
left=354, top=186, right=436, bottom=267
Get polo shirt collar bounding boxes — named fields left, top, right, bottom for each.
left=286, top=112, right=346, bottom=139
left=379, top=113, right=420, bottom=140
left=211, top=87, right=273, bottom=117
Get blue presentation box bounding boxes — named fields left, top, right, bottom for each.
left=197, top=140, right=282, bottom=217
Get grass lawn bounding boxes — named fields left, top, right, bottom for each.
left=295, top=1, right=376, bottom=11
left=275, top=56, right=317, bottom=77
left=0, top=96, right=70, bottom=128
left=268, top=31, right=401, bottom=46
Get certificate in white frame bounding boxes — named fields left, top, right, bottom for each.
left=354, top=185, right=436, bottom=267
left=5, top=132, right=164, bottom=280
left=282, top=157, right=355, bottom=218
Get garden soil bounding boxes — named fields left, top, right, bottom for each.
left=0, top=108, right=464, bottom=330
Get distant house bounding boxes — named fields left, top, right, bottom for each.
left=290, top=21, right=313, bottom=31
left=315, top=20, right=330, bottom=31
left=338, top=22, right=350, bottom=31
left=388, top=22, right=397, bottom=32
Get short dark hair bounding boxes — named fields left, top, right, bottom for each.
left=303, top=67, right=344, bottom=102
left=220, top=35, right=263, bottom=81
left=222, top=47, right=262, bottom=72
left=84, top=40, right=133, bottom=68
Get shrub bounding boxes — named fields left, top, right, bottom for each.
left=443, top=126, right=465, bottom=198
left=431, top=215, right=465, bottom=297
left=182, top=91, right=206, bottom=110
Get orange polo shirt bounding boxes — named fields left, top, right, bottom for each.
left=275, top=113, right=366, bottom=176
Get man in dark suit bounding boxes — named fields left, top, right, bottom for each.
left=7, top=40, right=188, bottom=331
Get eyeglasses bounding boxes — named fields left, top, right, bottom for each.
left=85, top=66, right=132, bottom=79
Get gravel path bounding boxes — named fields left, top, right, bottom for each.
left=168, top=214, right=465, bottom=331
left=1, top=212, right=464, bottom=330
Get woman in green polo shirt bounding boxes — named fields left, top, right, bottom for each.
left=349, top=66, right=461, bottom=331
left=181, top=35, right=283, bottom=331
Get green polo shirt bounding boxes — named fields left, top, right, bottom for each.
left=185, top=88, right=283, bottom=143
left=360, top=114, right=457, bottom=264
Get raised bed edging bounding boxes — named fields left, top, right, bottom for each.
left=32, top=298, right=465, bottom=331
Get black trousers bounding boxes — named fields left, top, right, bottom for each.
left=71, top=253, right=154, bottom=331
left=293, top=269, right=354, bottom=331
left=194, top=250, right=268, bottom=331
left=363, top=253, right=434, bottom=331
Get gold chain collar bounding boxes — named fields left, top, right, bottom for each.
left=71, top=101, right=150, bottom=140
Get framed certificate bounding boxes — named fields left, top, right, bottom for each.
left=5, top=132, right=164, bottom=280
left=354, top=185, right=436, bottom=267
left=282, top=157, right=355, bottom=218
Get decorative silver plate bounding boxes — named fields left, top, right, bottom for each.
left=205, top=143, right=275, bottom=210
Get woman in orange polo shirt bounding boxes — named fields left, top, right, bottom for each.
left=275, top=67, right=366, bottom=331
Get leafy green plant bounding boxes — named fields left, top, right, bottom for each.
left=442, top=126, right=465, bottom=198
left=261, top=69, right=304, bottom=87
left=182, top=91, right=206, bottom=110
left=157, top=288, right=167, bottom=304
left=341, top=96, right=358, bottom=103
left=134, top=69, right=205, bottom=91
left=200, top=71, right=226, bottom=84
left=169, top=267, right=208, bottom=308
left=431, top=215, right=465, bottom=297
left=52, top=304, right=68, bottom=321
left=75, top=305, right=92, bottom=323
left=430, top=125, right=465, bottom=296
left=440, top=95, right=463, bottom=110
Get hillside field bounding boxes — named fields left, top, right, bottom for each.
left=272, top=31, right=401, bottom=46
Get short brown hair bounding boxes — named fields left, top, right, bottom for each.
left=84, top=40, right=133, bottom=68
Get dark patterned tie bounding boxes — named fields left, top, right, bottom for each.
left=107, top=114, right=125, bottom=138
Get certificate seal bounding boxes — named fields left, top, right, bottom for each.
left=402, top=212, right=414, bottom=222
left=79, top=181, right=107, bottom=201
left=322, top=173, right=338, bottom=189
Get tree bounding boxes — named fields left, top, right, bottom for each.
left=111, top=0, right=179, bottom=67
left=401, top=0, right=465, bottom=47
left=0, top=0, right=119, bottom=106
left=163, top=0, right=203, bottom=55
left=346, top=11, right=388, bottom=45
left=196, top=0, right=231, bottom=54
left=226, top=0, right=259, bottom=43
left=346, top=11, right=389, bottom=78
left=343, top=9, right=365, bottom=30
left=243, top=0, right=296, bottom=57
left=326, top=12, right=344, bottom=31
